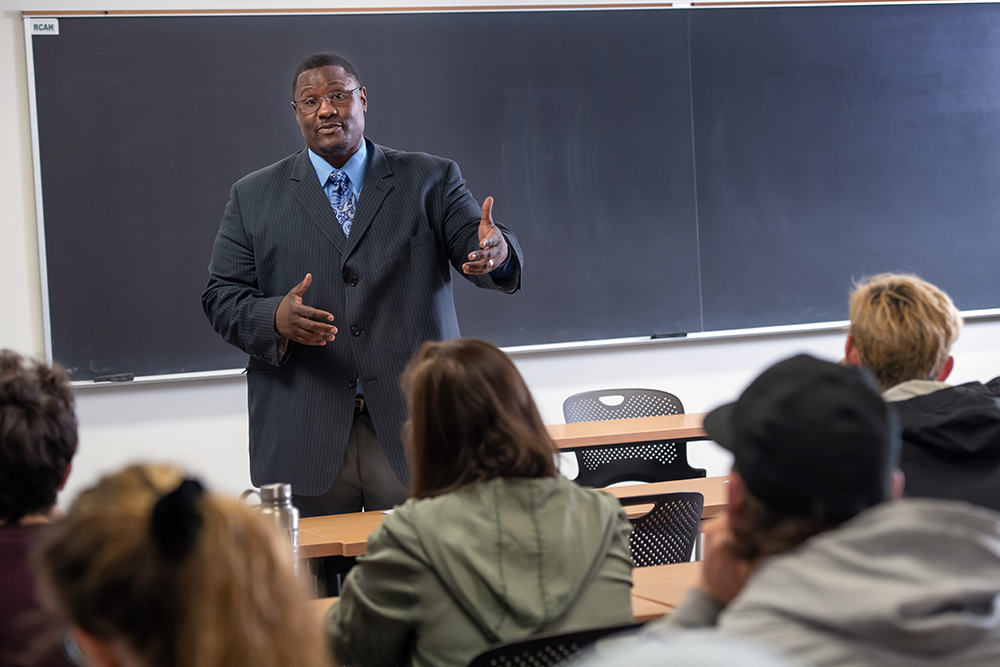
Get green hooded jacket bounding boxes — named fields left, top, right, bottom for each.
left=325, top=475, right=634, bottom=667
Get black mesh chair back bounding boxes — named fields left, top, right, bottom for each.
left=562, top=389, right=706, bottom=488
left=465, top=623, right=642, bottom=667
left=621, top=492, right=704, bottom=567
left=564, top=389, right=684, bottom=423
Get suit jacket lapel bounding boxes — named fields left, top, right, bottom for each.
left=290, top=150, right=347, bottom=255
left=343, top=140, right=393, bottom=260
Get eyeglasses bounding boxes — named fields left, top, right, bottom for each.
left=292, top=86, right=362, bottom=114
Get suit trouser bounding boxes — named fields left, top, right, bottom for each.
left=292, top=401, right=409, bottom=517
left=294, top=402, right=408, bottom=595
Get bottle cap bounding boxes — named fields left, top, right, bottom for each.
left=259, top=483, right=292, bottom=503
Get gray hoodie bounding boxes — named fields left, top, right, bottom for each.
left=326, top=475, right=634, bottom=667
left=659, top=499, right=1000, bottom=666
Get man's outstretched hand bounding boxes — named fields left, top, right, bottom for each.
left=462, top=197, right=509, bottom=275
left=275, top=273, right=337, bottom=346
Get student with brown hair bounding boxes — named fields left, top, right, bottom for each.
left=0, top=349, right=76, bottom=667
left=845, top=273, right=1000, bottom=511
left=35, top=464, right=331, bottom=667
left=651, top=354, right=1000, bottom=666
left=325, top=339, right=634, bottom=667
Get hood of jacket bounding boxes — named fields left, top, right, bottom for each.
left=895, top=377, right=1000, bottom=458
left=724, top=499, right=1000, bottom=659
left=379, top=475, right=631, bottom=644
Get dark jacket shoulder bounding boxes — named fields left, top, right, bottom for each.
left=896, top=377, right=1000, bottom=459
left=233, top=150, right=304, bottom=191
left=896, top=377, right=1000, bottom=512
left=378, top=144, right=455, bottom=169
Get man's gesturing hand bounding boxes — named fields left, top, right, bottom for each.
left=462, top=197, right=509, bottom=275
left=275, top=273, right=337, bottom=346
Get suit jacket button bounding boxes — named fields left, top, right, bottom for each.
left=347, top=378, right=357, bottom=388
left=350, top=276, right=359, bottom=286
left=350, top=325, right=361, bottom=336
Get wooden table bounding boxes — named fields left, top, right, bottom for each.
left=299, top=476, right=727, bottom=559
left=546, top=413, right=707, bottom=451
left=309, top=561, right=699, bottom=623
left=312, top=596, right=337, bottom=620
left=612, top=476, right=727, bottom=520
left=300, top=510, right=386, bottom=558
left=631, top=561, right=702, bottom=609
left=299, top=413, right=716, bottom=559
left=311, top=593, right=674, bottom=624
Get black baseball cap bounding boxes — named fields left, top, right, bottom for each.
left=704, top=354, right=900, bottom=523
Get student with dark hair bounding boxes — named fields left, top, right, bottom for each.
left=35, top=464, right=331, bottom=667
left=650, top=354, right=1000, bottom=666
left=325, top=339, right=633, bottom=667
left=0, top=350, right=77, bottom=667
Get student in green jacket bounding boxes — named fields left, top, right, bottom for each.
left=326, top=338, right=634, bottom=667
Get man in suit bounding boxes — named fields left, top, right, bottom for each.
left=202, top=52, right=522, bottom=515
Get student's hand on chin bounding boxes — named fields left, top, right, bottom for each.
left=699, top=516, right=755, bottom=607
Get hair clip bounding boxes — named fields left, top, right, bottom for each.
left=151, top=478, right=205, bottom=561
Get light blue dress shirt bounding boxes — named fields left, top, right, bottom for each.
left=308, top=139, right=368, bottom=206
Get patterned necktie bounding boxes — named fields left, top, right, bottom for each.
left=328, top=170, right=356, bottom=236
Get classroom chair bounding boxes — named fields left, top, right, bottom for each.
left=619, top=492, right=704, bottom=567
left=562, top=388, right=706, bottom=488
left=465, top=622, right=642, bottom=667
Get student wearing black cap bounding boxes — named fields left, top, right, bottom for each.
left=649, top=354, right=1000, bottom=667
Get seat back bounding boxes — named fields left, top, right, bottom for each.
left=563, top=388, right=683, bottom=423
left=620, top=492, right=704, bottom=567
left=465, top=623, right=642, bottom=667
left=562, top=389, right=705, bottom=488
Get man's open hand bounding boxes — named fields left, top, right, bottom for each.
left=462, top=197, right=509, bottom=275
left=275, top=273, right=337, bottom=346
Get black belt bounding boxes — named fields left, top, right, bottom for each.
left=355, top=395, right=366, bottom=413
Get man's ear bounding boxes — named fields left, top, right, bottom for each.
left=843, top=335, right=862, bottom=366
left=937, top=355, right=954, bottom=382
left=890, top=469, right=905, bottom=500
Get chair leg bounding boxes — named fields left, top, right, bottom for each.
left=309, top=555, right=358, bottom=596
left=694, top=521, right=706, bottom=561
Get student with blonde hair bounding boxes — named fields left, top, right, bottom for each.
left=325, top=339, right=634, bottom=667
left=844, top=273, right=1000, bottom=511
left=35, top=464, right=331, bottom=667
left=845, top=273, right=963, bottom=393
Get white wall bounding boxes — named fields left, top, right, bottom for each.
left=2, top=0, right=999, bottom=505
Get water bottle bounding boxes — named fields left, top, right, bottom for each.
left=241, top=483, right=299, bottom=570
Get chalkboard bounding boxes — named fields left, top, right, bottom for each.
left=26, top=4, right=1000, bottom=381
left=691, top=4, right=1000, bottom=330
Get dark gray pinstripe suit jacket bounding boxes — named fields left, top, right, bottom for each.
left=202, top=140, right=522, bottom=495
